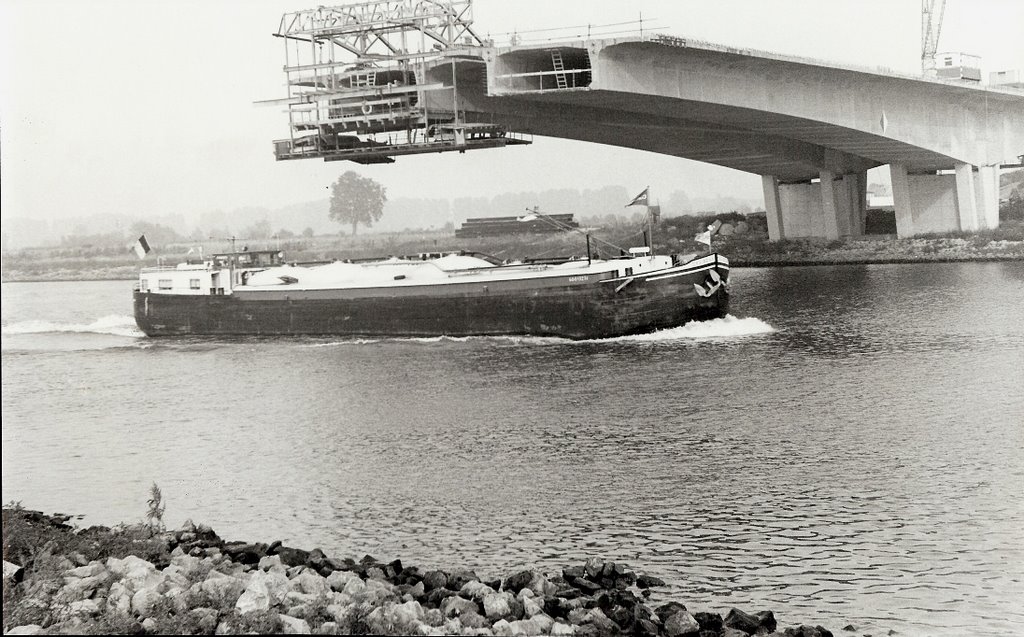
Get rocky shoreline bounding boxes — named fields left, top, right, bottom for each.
left=2, top=507, right=846, bottom=636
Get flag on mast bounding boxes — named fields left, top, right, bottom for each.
left=625, top=187, right=649, bottom=207
left=133, top=234, right=151, bottom=259
left=695, top=220, right=721, bottom=247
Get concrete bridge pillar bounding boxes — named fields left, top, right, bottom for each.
left=761, top=171, right=866, bottom=241
left=761, top=175, right=785, bottom=241
left=890, top=162, right=1001, bottom=237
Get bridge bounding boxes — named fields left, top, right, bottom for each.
left=269, top=1, right=1024, bottom=240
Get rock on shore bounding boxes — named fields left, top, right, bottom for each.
left=2, top=509, right=837, bottom=636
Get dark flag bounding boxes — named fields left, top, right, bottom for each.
left=625, top=187, right=649, bottom=207
left=133, top=234, right=151, bottom=259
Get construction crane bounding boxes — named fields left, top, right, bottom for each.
left=921, top=0, right=947, bottom=76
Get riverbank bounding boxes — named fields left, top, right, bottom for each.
left=3, top=231, right=1023, bottom=282
left=2, top=506, right=847, bottom=636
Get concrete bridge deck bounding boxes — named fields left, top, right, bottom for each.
left=271, top=3, right=1024, bottom=240
left=442, top=35, right=1024, bottom=239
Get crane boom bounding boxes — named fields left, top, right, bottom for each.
left=922, top=0, right=947, bottom=76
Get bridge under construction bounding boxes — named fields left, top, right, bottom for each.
left=267, top=0, right=1024, bottom=240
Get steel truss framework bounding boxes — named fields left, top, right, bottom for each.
left=272, top=0, right=528, bottom=164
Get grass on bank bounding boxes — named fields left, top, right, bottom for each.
left=3, top=215, right=1023, bottom=282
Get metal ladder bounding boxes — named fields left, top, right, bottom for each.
left=550, top=50, right=568, bottom=89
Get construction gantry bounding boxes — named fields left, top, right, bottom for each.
left=271, top=0, right=530, bottom=164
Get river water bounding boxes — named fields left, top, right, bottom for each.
left=2, top=262, right=1023, bottom=636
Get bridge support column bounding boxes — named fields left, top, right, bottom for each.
left=761, top=175, right=785, bottom=241
left=975, top=164, right=1000, bottom=230
left=762, top=172, right=866, bottom=241
left=890, top=162, right=1001, bottom=237
left=954, top=162, right=979, bottom=231
left=819, top=170, right=866, bottom=240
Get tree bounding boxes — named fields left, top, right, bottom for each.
left=241, top=219, right=272, bottom=240
left=329, top=171, right=387, bottom=235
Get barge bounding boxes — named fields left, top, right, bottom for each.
left=133, top=248, right=729, bottom=340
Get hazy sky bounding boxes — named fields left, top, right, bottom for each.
left=2, top=0, right=1022, bottom=223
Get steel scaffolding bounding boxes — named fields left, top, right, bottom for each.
left=271, top=0, right=529, bottom=164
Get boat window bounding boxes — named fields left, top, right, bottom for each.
left=158, top=279, right=173, bottom=290
left=189, top=279, right=201, bottom=290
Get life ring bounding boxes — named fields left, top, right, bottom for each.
left=361, top=103, right=373, bottom=115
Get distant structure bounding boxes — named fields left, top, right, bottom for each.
left=455, top=214, right=578, bottom=238
left=268, top=0, right=1024, bottom=240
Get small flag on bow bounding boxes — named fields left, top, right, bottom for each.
left=133, top=234, right=151, bottom=259
left=625, top=187, right=649, bottom=207
left=695, top=220, right=721, bottom=247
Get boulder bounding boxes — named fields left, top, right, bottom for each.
left=458, top=610, right=490, bottom=629
left=107, top=581, right=132, bottom=614
left=307, top=548, right=327, bottom=570
left=420, top=570, right=448, bottom=592
left=447, top=568, right=479, bottom=590
left=694, top=612, right=724, bottom=632
left=724, top=608, right=776, bottom=634
left=501, top=570, right=534, bottom=595
left=384, top=559, right=404, bottom=580
left=571, top=577, right=602, bottom=593
left=664, top=610, right=701, bottom=637
left=441, top=595, right=480, bottom=618
left=326, top=570, right=360, bottom=592
left=460, top=580, right=496, bottom=600
left=67, top=599, right=101, bottom=616
left=483, top=591, right=516, bottom=620
left=291, top=569, right=330, bottom=597
left=784, top=626, right=834, bottom=637
left=222, top=541, right=268, bottom=565
left=550, top=622, right=574, bottom=636
left=405, top=581, right=425, bottom=600
left=277, top=547, right=311, bottom=568
left=4, top=560, right=25, bottom=583
left=528, top=571, right=558, bottom=597
left=317, top=621, right=339, bottom=635
left=169, top=553, right=203, bottom=576
left=200, top=571, right=244, bottom=605
left=130, top=586, right=164, bottom=617
left=58, top=574, right=107, bottom=601
left=236, top=572, right=272, bottom=614
left=583, top=607, right=620, bottom=633
left=656, top=602, right=689, bottom=623
left=5, top=625, right=45, bottom=635
left=66, top=562, right=106, bottom=579
left=278, top=613, right=312, bottom=634
left=385, top=599, right=425, bottom=627
left=636, top=618, right=661, bottom=637
left=506, top=617, right=549, bottom=636
left=423, top=587, right=456, bottom=608
left=636, top=574, right=667, bottom=589
left=342, top=577, right=366, bottom=596
left=522, top=595, right=545, bottom=618
left=191, top=607, right=219, bottom=633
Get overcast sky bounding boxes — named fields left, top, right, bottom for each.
left=2, top=0, right=1022, bottom=223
